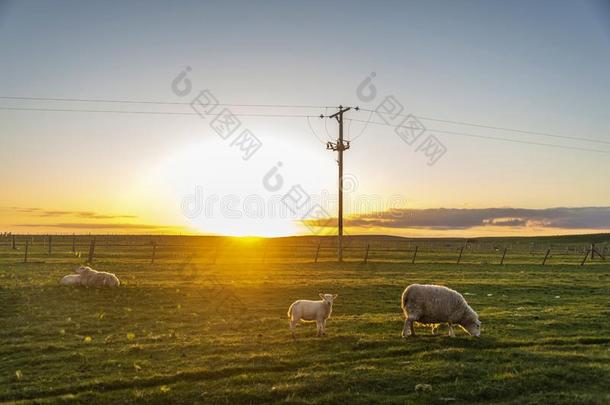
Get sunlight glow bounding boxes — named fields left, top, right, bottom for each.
left=150, top=135, right=334, bottom=237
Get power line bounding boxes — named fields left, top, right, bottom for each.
left=324, top=107, right=333, bottom=140
left=360, top=107, right=610, bottom=146
left=350, top=109, right=375, bottom=142
left=4, top=96, right=607, bottom=146
left=0, top=106, right=316, bottom=118
left=0, top=96, right=328, bottom=109
left=2, top=104, right=608, bottom=154
left=348, top=118, right=610, bottom=154
left=306, top=115, right=327, bottom=145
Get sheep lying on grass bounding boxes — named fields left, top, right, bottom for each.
left=288, top=293, right=337, bottom=338
left=59, top=274, right=82, bottom=286
left=401, top=284, right=481, bottom=338
left=74, top=265, right=120, bottom=288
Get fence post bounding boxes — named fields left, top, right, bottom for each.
left=411, top=246, right=418, bottom=264
left=262, top=241, right=268, bottom=264
left=542, top=248, right=551, bottom=265
left=314, top=241, right=321, bottom=263
left=12, top=235, right=16, bottom=250
left=48, top=235, right=52, bottom=256
left=150, top=241, right=157, bottom=264
left=580, top=249, right=589, bottom=266
left=363, top=243, right=370, bottom=264
left=457, top=246, right=464, bottom=265
left=87, top=238, right=96, bottom=264
left=591, top=244, right=605, bottom=261
left=212, top=243, right=219, bottom=264
left=500, top=247, right=507, bottom=265
left=24, top=239, right=29, bottom=263
left=72, top=234, right=76, bottom=253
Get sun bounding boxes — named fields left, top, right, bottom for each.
left=148, top=132, right=335, bottom=237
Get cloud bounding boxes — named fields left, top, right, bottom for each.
left=5, top=207, right=137, bottom=219
left=306, top=207, right=610, bottom=230
left=14, top=223, right=170, bottom=230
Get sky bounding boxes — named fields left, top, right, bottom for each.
left=0, top=0, right=609, bottom=237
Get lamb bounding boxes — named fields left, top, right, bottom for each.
left=401, top=284, right=481, bottom=338
left=75, top=265, right=120, bottom=288
left=59, top=274, right=82, bottom=286
left=287, top=293, right=337, bottom=338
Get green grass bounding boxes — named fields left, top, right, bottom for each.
left=1, top=253, right=609, bottom=403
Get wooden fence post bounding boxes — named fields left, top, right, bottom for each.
left=24, top=239, right=29, bottom=263
left=314, top=241, right=321, bottom=263
left=212, top=243, right=219, bottom=264
left=48, top=235, right=52, bottom=256
left=262, top=242, right=268, bottom=264
left=588, top=243, right=605, bottom=261
left=12, top=235, right=16, bottom=250
left=411, top=246, right=418, bottom=264
left=72, top=234, right=76, bottom=253
left=500, top=247, right=507, bottom=265
left=580, top=249, right=589, bottom=266
left=87, top=238, right=96, bottom=264
left=542, top=248, right=551, bottom=265
left=150, top=241, right=157, bottom=264
left=363, top=244, right=370, bottom=264
left=457, top=246, right=464, bottom=265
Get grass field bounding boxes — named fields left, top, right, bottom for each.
left=1, top=239, right=610, bottom=404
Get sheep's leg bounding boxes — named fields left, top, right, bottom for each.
left=321, top=319, right=327, bottom=336
left=448, top=323, right=456, bottom=337
left=402, top=318, right=416, bottom=338
left=289, top=319, right=298, bottom=338
left=315, top=320, right=323, bottom=337
left=401, top=319, right=409, bottom=337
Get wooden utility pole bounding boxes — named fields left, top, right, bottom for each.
left=326, top=106, right=354, bottom=262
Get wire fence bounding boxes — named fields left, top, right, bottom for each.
left=1, top=234, right=608, bottom=266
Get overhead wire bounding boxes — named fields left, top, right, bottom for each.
left=359, top=107, right=610, bottom=146
left=1, top=96, right=608, bottom=153
left=347, top=118, right=610, bottom=154
left=0, top=95, right=328, bottom=109
left=0, top=106, right=316, bottom=118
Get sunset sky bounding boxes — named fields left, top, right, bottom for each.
left=1, top=0, right=609, bottom=237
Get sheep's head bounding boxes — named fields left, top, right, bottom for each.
left=462, top=317, right=482, bottom=337
left=319, top=293, right=338, bottom=305
left=75, top=266, right=91, bottom=275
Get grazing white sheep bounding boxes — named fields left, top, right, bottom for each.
left=287, top=293, right=337, bottom=337
left=75, top=265, right=120, bottom=288
left=401, top=284, right=481, bottom=338
left=59, top=274, right=82, bottom=286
